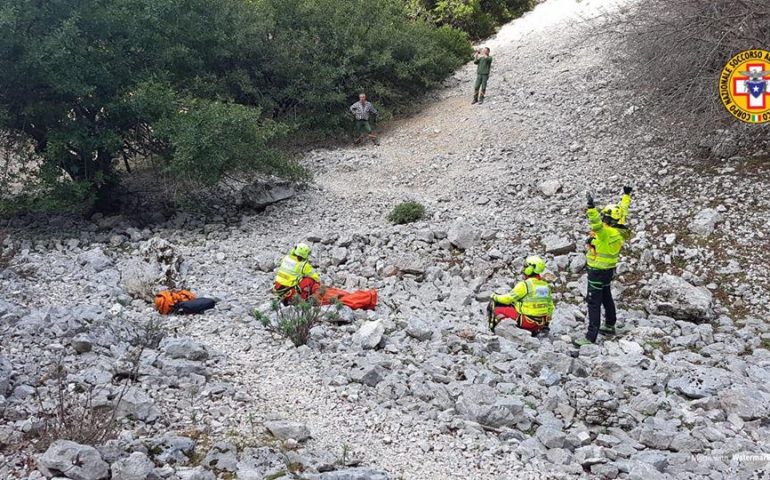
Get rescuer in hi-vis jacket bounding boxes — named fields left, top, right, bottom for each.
left=488, top=255, right=555, bottom=336
left=272, top=243, right=321, bottom=304
left=573, top=186, right=632, bottom=347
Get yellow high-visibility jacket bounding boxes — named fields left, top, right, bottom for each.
left=274, top=254, right=320, bottom=288
left=493, top=277, right=555, bottom=318
left=586, top=194, right=632, bottom=270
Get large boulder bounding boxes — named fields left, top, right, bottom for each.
left=176, top=467, right=215, bottom=480
left=564, top=379, right=621, bottom=426
left=110, top=452, right=155, bottom=480
left=121, top=238, right=182, bottom=298
left=405, top=318, right=433, bottom=341
left=317, top=468, right=390, bottom=480
left=718, top=385, right=770, bottom=420
left=455, top=384, right=528, bottom=429
left=647, top=274, right=715, bottom=322
left=37, top=440, right=109, bottom=480
left=94, top=386, right=160, bottom=422
left=352, top=320, right=384, bottom=350
left=538, top=180, right=562, bottom=197
left=160, top=337, right=209, bottom=361
left=543, top=234, right=576, bottom=255
left=120, top=259, right=159, bottom=299
left=688, top=208, right=722, bottom=236
left=668, top=366, right=732, bottom=399
left=236, top=447, right=286, bottom=480
left=264, top=420, right=311, bottom=441
left=201, top=442, right=238, bottom=472
left=349, top=364, right=386, bottom=387
left=238, top=180, right=296, bottom=210
left=0, top=355, right=12, bottom=396
left=77, top=247, right=113, bottom=273
left=392, top=253, right=426, bottom=276
left=447, top=219, right=478, bottom=251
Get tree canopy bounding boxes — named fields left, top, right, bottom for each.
left=0, top=0, right=494, bottom=213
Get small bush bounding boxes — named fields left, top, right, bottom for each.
left=388, top=201, right=425, bottom=224
left=34, top=367, right=118, bottom=450
left=31, top=317, right=167, bottom=450
left=253, top=296, right=339, bottom=347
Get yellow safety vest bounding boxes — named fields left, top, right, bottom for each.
left=518, top=278, right=554, bottom=318
left=585, top=195, right=631, bottom=270
left=586, top=224, right=632, bottom=270
left=274, top=255, right=309, bottom=288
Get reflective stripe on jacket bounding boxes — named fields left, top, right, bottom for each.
left=493, top=277, right=554, bottom=319
left=274, top=255, right=320, bottom=288
left=585, top=194, right=631, bottom=270
left=518, top=278, right=554, bottom=318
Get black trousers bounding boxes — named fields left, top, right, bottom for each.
left=586, top=267, right=616, bottom=342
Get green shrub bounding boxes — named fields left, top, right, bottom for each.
left=257, top=0, right=472, bottom=132
left=0, top=0, right=471, bottom=214
left=388, top=201, right=426, bottom=224
left=408, top=0, right=535, bottom=39
left=253, top=297, right=340, bottom=347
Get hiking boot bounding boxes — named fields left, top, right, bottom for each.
left=472, top=90, right=479, bottom=104
left=572, top=337, right=593, bottom=347
left=533, top=326, right=550, bottom=338
left=599, top=324, right=616, bottom=335
left=486, top=303, right=498, bottom=332
left=478, top=96, right=484, bottom=104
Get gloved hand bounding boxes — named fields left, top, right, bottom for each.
left=586, top=192, right=595, bottom=209
left=623, top=186, right=633, bottom=195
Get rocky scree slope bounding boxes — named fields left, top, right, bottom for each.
left=2, top=0, right=770, bottom=479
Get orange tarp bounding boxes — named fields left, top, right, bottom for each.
left=318, top=287, right=378, bottom=310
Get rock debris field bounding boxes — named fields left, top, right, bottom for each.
left=2, top=0, right=770, bottom=479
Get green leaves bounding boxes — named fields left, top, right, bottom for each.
left=155, top=99, right=302, bottom=184
left=388, top=201, right=426, bottom=224
left=0, top=0, right=475, bottom=213
left=408, top=0, right=534, bottom=39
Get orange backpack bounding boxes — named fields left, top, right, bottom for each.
left=154, top=290, right=196, bottom=314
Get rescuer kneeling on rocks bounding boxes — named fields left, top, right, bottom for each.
left=488, top=256, right=555, bottom=336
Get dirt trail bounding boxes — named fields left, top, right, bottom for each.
left=309, top=0, right=637, bottom=216
left=189, top=0, right=646, bottom=478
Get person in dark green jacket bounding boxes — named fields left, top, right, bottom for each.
left=472, top=47, right=492, bottom=104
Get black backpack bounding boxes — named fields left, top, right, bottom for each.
left=175, top=298, right=216, bottom=315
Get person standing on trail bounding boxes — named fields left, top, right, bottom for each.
left=349, top=93, right=380, bottom=145
left=272, top=243, right=321, bottom=304
left=472, top=47, right=492, bottom=105
left=573, top=186, right=633, bottom=347
left=488, top=256, right=555, bottom=336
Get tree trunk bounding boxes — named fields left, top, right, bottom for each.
left=91, top=148, right=122, bottom=214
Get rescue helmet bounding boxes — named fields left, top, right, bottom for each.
left=601, top=204, right=623, bottom=224
left=293, top=243, right=312, bottom=260
left=523, top=255, right=546, bottom=276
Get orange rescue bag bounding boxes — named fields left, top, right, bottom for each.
left=318, top=287, right=377, bottom=310
left=154, top=289, right=196, bottom=315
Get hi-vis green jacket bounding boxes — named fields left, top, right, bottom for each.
left=274, top=254, right=320, bottom=288
left=492, top=277, right=555, bottom=318
left=585, top=194, right=632, bottom=270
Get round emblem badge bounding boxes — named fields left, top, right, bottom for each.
left=719, top=49, right=770, bottom=124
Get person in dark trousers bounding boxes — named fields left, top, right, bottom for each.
left=349, top=93, right=380, bottom=145
left=573, top=186, right=633, bottom=347
left=472, top=47, right=492, bottom=104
